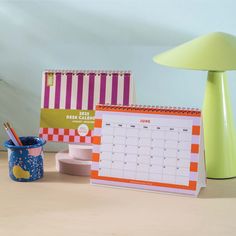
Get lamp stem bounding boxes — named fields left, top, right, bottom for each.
left=203, top=71, right=236, bottom=178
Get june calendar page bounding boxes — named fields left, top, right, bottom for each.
left=91, top=105, right=206, bottom=196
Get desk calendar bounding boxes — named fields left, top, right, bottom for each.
left=39, top=70, right=135, bottom=144
left=91, top=105, right=206, bottom=196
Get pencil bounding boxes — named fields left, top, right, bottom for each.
left=6, top=122, right=23, bottom=146
left=3, top=123, right=19, bottom=146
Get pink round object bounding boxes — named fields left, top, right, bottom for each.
left=68, top=144, right=92, bottom=160
left=55, top=150, right=91, bottom=176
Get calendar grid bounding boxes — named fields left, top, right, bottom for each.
left=97, top=118, right=195, bottom=186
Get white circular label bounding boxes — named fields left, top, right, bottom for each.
left=77, top=124, right=89, bottom=136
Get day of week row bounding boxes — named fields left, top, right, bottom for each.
left=103, top=123, right=192, bottom=132
left=102, top=128, right=192, bottom=140
left=103, top=123, right=191, bottom=132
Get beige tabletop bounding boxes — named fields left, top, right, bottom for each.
left=0, top=151, right=236, bottom=236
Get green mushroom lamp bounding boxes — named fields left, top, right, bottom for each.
left=153, top=32, right=236, bottom=179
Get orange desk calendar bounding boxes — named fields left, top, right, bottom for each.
left=91, top=105, right=206, bottom=196
left=39, top=70, right=135, bottom=144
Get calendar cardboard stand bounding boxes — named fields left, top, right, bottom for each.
left=91, top=104, right=206, bottom=196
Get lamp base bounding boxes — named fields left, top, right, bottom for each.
left=203, top=71, right=236, bottom=179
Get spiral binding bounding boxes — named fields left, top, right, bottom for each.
left=44, top=69, right=131, bottom=76
left=96, top=104, right=201, bottom=115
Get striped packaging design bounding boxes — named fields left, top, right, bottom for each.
left=39, top=70, right=136, bottom=144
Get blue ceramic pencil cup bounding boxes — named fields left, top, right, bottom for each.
left=3, top=136, right=46, bottom=182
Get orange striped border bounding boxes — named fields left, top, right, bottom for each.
left=92, top=153, right=100, bottom=162
left=91, top=170, right=197, bottom=191
left=94, top=119, right=102, bottom=128
left=192, top=126, right=200, bottom=135
left=190, top=162, right=198, bottom=172
left=191, top=144, right=199, bottom=153
left=92, top=136, right=101, bottom=145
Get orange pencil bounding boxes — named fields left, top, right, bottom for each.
left=6, top=122, right=23, bottom=146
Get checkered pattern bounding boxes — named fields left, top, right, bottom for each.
left=39, top=128, right=92, bottom=144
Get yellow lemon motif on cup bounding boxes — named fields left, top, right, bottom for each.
left=13, top=165, right=30, bottom=179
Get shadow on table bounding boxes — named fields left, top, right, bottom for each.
left=37, top=171, right=90, bottom=184
left=199, top=178, right=236, bottom=199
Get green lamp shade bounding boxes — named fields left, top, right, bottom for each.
left=153, top=32, right=236, bottom=71
left=153, top=32, right=236, bottom=179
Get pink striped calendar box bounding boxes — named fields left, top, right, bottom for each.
left=39, top=70, right=136, bottom=144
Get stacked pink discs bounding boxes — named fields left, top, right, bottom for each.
left=55, top=144, right=92, bottom=176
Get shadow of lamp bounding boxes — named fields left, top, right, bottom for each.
left=153, top=32, right=236, bottom=179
